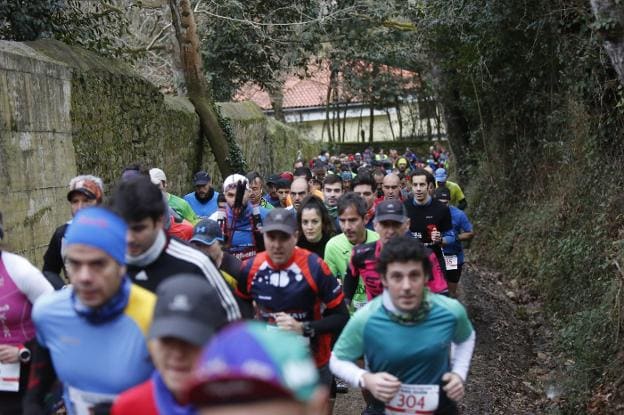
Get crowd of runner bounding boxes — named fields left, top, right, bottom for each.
left=0, top=143, right=476, bottom=415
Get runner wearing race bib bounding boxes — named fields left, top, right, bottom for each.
left=208, top=174, right=269, bottom=261
left=25, top=208, right=157, bottom=415
left=434, top=188, right=474, bottom=298
left=330, top=236, right=475, bottom=415
left=236, top=208, right=349, bottom=414
left=324, top=193, right=379, bottom=312
left=344, top=201, right=448, bottom=305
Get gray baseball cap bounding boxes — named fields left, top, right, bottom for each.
left=149, top=274, right=228, bottom=346
left=190, top=219, right=224, bottom=246
left=262, top=208, right=297, bottom=234
left=375, top=200, right=407, bottom=223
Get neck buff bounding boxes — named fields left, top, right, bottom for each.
left=153, top=371, right=196, bottom=415
left=72, top=277, right=131, bottom=324
left=382, top=289, right=431, bottom=325
left=326, top=204, right=338, bottom=218
left=195, top=188, right=215, bottom=205
left=126, top=230, right=166, bottom=267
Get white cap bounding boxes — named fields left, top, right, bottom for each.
left=149, top=168, right=167, bottom=185
left=223, top=174, right=249, bottom=192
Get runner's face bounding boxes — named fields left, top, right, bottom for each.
left=290, top=180, right=309, bottom=210
left=126, top=217, right=163, bottom=256
left=224, top=188, right=250, bottom=208
left=69, top=193, right=97, bottom=217
left=65, top=244, right=125, bottom=307
left=191, top=241, right=222, bottom=265
left=150, top=337, right=202, bottom=400
left=374, top=220, right=409, bottom=245
left=301, top=208, right=323, bottom=243
left=382, top=260, right=426, bottom=313
left=323, top=183, right=343, bottom=207
left=277, top=188, right=290, bottom=206
left=411, top=175, right=429, bottom=203
left=196, top=183, right=211, bottom=199
left=249, top=178, right=263, bottom=204
left=264, top=230, right=297, bottom=265
left=338, top=206, right=366, bottom=245
left=382, top=176, right=401, bottom=200
left=353, top=185, right=375, bottom=210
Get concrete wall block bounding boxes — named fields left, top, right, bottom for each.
left=0, top=41, right=72, bottom=81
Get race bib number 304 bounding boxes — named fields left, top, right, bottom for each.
left=385, top=384, right=440, bottom=415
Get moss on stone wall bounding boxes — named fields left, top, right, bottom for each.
left=30, top=40, right=200, bottom=196
left=201, top=103, right=320, bottom=187
left=1, top=39, right=320, bottom=266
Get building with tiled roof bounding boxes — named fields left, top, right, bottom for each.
left=235, top=61, right=445, bottom=143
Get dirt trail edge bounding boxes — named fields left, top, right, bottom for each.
left=334, top=263, right=557, bottom=415
left=459, top=264, right=554, bottom=415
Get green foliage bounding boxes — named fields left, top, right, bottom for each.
left=199, top=0, right=325, bottom=101
left=0, top=0, right=129, bottom=58
left=214, top=102, right=248, bottom=174
left=423, top=0, right=624, bottom=409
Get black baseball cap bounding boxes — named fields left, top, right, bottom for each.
left=190, top=219, right=223, bottom=246
left=194, top=171, right=211, bottom=186
left=267, top=174, right=281, bottom=185
left=375, top=200, right=407, bottom=223
left=262, top=208, right=297, bottom=234
left=148, top=274, right=228, bottom=346
left=434, top=187, right=451, bottom=201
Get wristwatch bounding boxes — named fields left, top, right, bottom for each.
left=18, top=347, right=31, bottom=363
left=301, top=322, right=315, bottom=338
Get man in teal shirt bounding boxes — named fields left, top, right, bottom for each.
left=324, top=193, right=378, bottom=311
left=329, top=236, right=475, bottom=415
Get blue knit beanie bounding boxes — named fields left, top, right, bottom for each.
left=65, top=207, right=127, bottom=265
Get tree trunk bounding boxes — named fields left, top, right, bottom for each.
left=368, top=104, right=375, bottom=143
left=591, top=0, right=624, bottom=85
left=395, top=97, right=403, bottom=140
left=325, top=82, right=334, bottom=143
left=429, top=63, right=471, bottom=181
left=267, top=81, right=286, bottom=122
left=169, top=0, right=246, bottom=176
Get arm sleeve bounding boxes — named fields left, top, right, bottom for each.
left=330, top=353, right=367, bottom=387
left=457, top=198, right=467, bottom=210
left=235, top=259, right=254, bottom=300
left=450, top=331, right=476, bottom=381
left=323, top=242, right=340, bottom=277
left=310, top=301, right=349, bottom=335
left=5, top=254, right=54, bottom=303
left=314, top=257, right=345, bottom=309
left=439, top=206, right=453, bottom=233
left=42, top=226, right=65, bottom=274
left=460, top=212, right=473, bottom=233
left=332, top=302, right=377, bottom=362
left=441, top=229, right=456, bottom=246
left=343, top=251, right=360, bottom=301
left=181, top=201, right=200, bottom=225
left=184, top=246, right=241, bottom=321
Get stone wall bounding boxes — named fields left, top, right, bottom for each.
left=0, top=42, right=76, bottom=262
left=0, top=39, right=319, bottom=264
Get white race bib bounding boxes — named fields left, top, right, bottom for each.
left=444, top=255, right=458, bottom=271
left=67, top=386, right=117, bottom=415
left=0, top=362, right=20, bottom=392
left=385, top=384, right=439, bottom=415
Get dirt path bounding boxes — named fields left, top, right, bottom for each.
left=333, top=263, right=557, bottom=415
